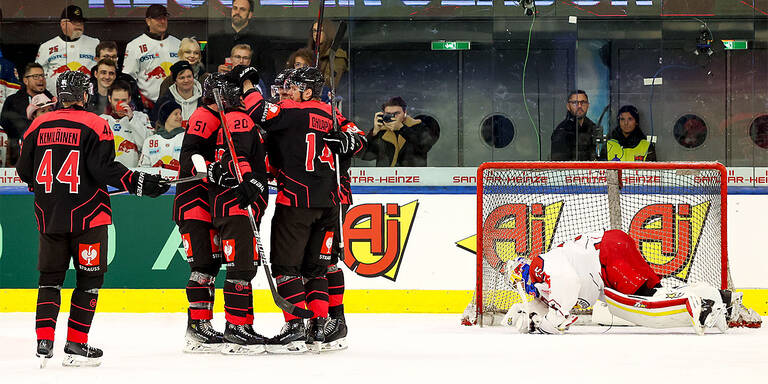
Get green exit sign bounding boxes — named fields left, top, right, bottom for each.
left=431, top=41, right=471, bottom=51
left=722, top=40, right=748, bottom=50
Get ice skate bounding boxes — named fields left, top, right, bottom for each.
left=36, top=339, right=53, bottom=368
left=62, top=341, right=102, bottom=367
left=184, top=319, right=224, bottom=354
left=306, top=317, right=328, bottom=353
left=221, top=322, right=266, bottom=355
left=265, top=319, right=308, bottom=354
left=321, top=317, right=348, bottom=351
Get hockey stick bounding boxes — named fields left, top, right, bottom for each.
left=212, top=89, right=313, bottom=319
left=327, top=21, right=348, bottom=254
left=313, top=0, right=325, bottom=67
left=110, top=154, right=206, bottom=195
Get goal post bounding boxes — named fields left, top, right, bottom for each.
left=472, top=161, right=728, bottom=326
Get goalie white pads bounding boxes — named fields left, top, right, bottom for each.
left=603, top=284, right=728, bottom=335
left=503, top=299, right=578, bottom=334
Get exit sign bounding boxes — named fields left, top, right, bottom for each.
left=722, top=40, right=748, bottom=50
left=431, top=41, right=471, bottom=51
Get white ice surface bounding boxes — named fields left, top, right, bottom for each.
left=1, top=313, right=766, bottom=384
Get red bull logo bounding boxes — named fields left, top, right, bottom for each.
left=146, top=66, right=166, bottom=80
left=117, top=139, right=138, bottom=153
left=343, top=201, right=418, bottom=281
left=77, top=66, right=91, bottom=76
left=52, top=65, right=69, bottom=75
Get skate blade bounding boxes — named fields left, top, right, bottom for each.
left=183, top=340, right=224, bottom=354
left=265, top=341, right=308, bottom=354
left=320, top=337, right=348, bottom=352
left=38, top=356, right=51, bottom=369
left=308, top=341, right=323, bottom=354
left=62, top=354, right=101, bottom=367
left=220, top=343, right=265, bottom=355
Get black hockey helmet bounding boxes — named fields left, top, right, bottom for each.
left=289, top=66, right=324, bottom=100
left=202, top=72, right=241, bottom=109
left=271, top=68, right=295, bottom=99
left=56, top=70, right=93, bottom=104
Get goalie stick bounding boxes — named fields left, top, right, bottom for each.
left=212, top=89, right=314, bottom=319
left=109, top=154, right=206, bottom=195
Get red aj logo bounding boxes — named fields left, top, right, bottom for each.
left=480, top=202, right=564, bottom=271
left=628, top=202, right=710, bottom=282
left=343, top=201, right=418, bottom=281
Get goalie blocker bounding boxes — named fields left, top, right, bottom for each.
left=504, top=230, right=744, bottom=335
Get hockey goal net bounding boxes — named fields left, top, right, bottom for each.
left=467, top=161, right=730, bottom=326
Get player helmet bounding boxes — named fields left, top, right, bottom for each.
left=202, top=72, right=241, bottom=109
left=288, top=66, right=324, bottom=100
left=271, top=68, right=295, bottom=99
left=56, top=70, right=93, bottom=104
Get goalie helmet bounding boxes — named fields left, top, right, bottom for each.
left=202, top=72, right=241, bottom=109
left=289, top=66, right=324, bottom=100
left=56, top=70, right=93, bottom=103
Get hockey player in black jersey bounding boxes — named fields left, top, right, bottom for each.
left=16, top=71, right=169, bottom=368
left=206, top=74, right=271, bottom=355
left=229, top=65, right=365, bottom=352
left=175, top=74, right=227, bottom=353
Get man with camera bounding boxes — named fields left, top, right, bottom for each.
left=362, top=96, right=438, bottom=167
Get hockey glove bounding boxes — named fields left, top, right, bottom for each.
left=233, top=173, right=266, bottom=209
left=323, top=130, right=363, bottom=156
left=229, top=65, right=261, bottom=88
left=207, top=160, right=238, bottom=188
left=129, top=172, right=170, bottom=198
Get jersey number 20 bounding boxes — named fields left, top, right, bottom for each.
left=35, top=149, right=81, bottom=193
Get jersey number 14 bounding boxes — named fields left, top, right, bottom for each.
left=305, top=133, right=335, bottom=171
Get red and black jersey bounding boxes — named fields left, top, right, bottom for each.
left=243, top=90, right=363, bottom=208
left=16, top=106, right=134, bottom=234
left=173, top=106, right=220, bottom=224
left=209, top=110, right=269, bottom=221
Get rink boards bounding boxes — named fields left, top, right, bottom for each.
left=0, top=174, right=767, bottom=314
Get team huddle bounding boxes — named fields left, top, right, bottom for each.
left=17, top=65, right=365, bottom=367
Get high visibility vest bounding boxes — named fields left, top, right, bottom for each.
left=606, top=139, right=650, bottom=161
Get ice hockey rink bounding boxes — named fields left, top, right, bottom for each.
left=0, top=312, right=765, bottom=384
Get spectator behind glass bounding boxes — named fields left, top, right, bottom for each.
left=123, top=4, right=181, bottom=109
left=139, top=99, right=184, bottom=171
left=207, top=0, right=275, bottom=84
left=151, top=60, right=201, bottom=127
left=0, top=63, right=55, bottom=166
left=218, top=43, right=253, bottom=73
left=286, top=48, right=314, bottom=70
left=159, top=37, right=209, bottom=99
left=26, top=94, right=56, bottom=121
left=101, top=80, right=154, bottom=167
left=599, top=105, right=656, bottom=162
left=361, top=96, right=440, bottom=167
left=36, top=5, right=99, bottom=95
left=0, top=46, right=20, bottom=114
left=307, top=20, right=348, bottom=90
left=89, top=41, right=146, bottom=113
left=550, top=90, right=599, bottom=161
left=87, top=59, right=116, bottom=115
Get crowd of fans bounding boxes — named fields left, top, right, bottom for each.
left=0, top=2, right=656, bottom=170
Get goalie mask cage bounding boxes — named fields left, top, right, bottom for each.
left=473, top=162, right=727, bottom=326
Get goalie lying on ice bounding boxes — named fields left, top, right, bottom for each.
left=503, top=229, right=745, bottom=335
